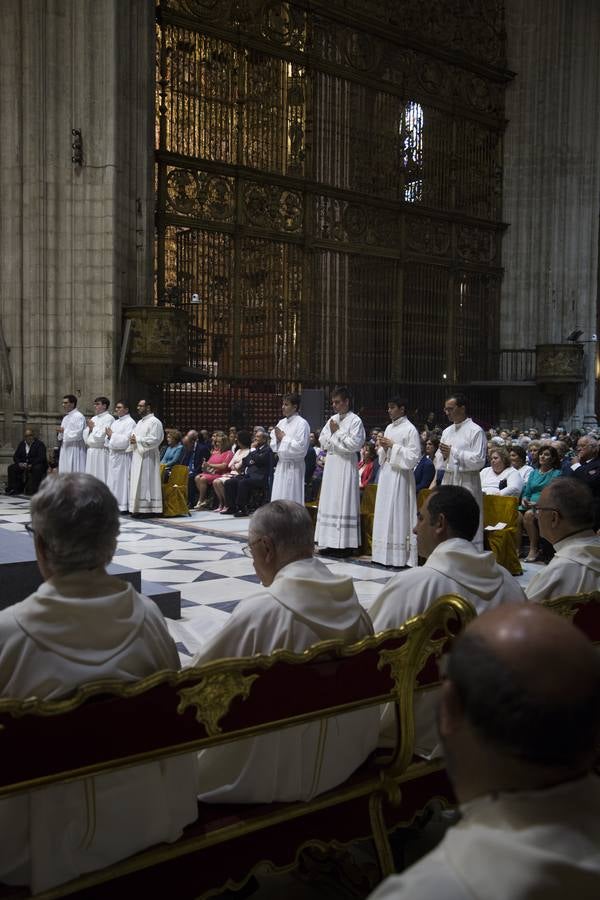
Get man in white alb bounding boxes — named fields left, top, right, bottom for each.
left=192, top=501, right=379, bottom=803
left=371, top=396, right=421, bottom=567
left=525, top=479, right=600, bottom=602
left=106, top=401, right=135, bottom=512
left=439, top=393, right=487, bottom=550
left=0, top=474, right=198, bottom=894
left=129, top=399, right=164, bottom=515
left=315, top=385, right=366, bottom=556
left=369, top=485, right=525, bottom=757
left=84, top=396, right=114, bottom=482
left=57, top=394, right=87, bottom=474
left=368, top=604, right=600, bottom=900
left=270, top=392, right=310, bottom=504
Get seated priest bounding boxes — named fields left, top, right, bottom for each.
left=5, top=428, right=47, bottom=495
left=192, top=500, right=379, bottom=802
left=369, top=604, right=600, bottom=900
left=0, top=474, right=199, bottom=894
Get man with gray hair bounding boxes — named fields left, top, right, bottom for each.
left=0, top=474, right=198, bottom=894
left=193, top=500, right=379, bottom=802
left=570, top=434, right=600, bottom=529
left=525, top=479, right=600, bottom=602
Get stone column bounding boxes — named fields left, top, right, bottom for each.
left=502, top=0, right=600, bottom=428
left=0, top=0, right=154, bottom=467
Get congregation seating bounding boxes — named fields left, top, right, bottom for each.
left=542, top=589, right=600, bottom=643
left=482, top=494, right=522, bottom=576
left=160, top=464, right=191, bottom=517
left=0, top=595, right=474, bottom=900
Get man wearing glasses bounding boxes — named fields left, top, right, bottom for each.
left=192, top=500, right=378, bottom=803
left=525, top=479, right=600, bottom=602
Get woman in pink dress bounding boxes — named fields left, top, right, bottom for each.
left=212, top=430, right=251, bottom=513
left=194, top=433, right=233, bottom=509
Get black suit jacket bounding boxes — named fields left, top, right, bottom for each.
left=13, top=439, right=48, bottom=470
left=241, top=444, right=273, bottom=481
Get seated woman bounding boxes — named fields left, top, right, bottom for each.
left=480, top=446, right=523, bottom=497
left=519, top=444, right=562, bottom=562
left=212, top=430, right=251, bottom=513
left=194, top=433, right=233, bottom=509
left=306, top=433, right=326, bottom=502
left=160, top=429, right=185, bottom=481
left=358, top=442, right=378, bottom=490
left=509, top=444, right=534, bottom=484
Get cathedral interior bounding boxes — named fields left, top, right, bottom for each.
left=1, top=0, right=599, bottom=458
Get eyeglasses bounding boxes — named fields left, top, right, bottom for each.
left=24, top=523, right=35, bottom=536
left=241, top=539, right=262, bottom=558
left=532, top=506, right=558, bottom=516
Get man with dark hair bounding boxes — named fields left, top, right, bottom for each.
left=315, top=385, right=366, bottom=556
left=269, top=392, right=310, bottom=504
left=371, top=397, right=421, bottom=567
left=525, top=479, right=600, bottom=601
left=84, top=396, right=114, bottom=482
left=57, top=394, right=86, bottom=473
left=5, top=428, right=47, bottom=495
left=106, top=401, right=135, bottom=512
left=439, top=394, right=487, bottom=549
left=369, top=604, right=600, bottom=899
left=129, top=399, right=164, bottom=515
left=370, top=486, right=524, bottom=755
left=193, top=501, right=378, bottom=803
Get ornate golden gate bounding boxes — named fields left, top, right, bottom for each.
left=156, top=0, right=509, bottom=430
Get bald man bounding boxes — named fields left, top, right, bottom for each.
left=369, top=604, right=600, bottom=900
left=526, top=479, right=600, bottom=602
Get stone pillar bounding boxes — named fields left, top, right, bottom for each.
left=502, top=0, right=600, bottom=429
left=0, top=0, right=154, bottom=466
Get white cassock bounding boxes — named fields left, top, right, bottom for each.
left=192, top=556, right=379, bottom=803
left=315, top=411, right=366, bottom=549
left=57, top=409, right=87, bottom=474
left=270, top=413, right=311, bottom=504
left=480, top=465, right=523, bottom=497
left=371, top=416, right=421, bottom=567
left=0, top=571, right=199, bottom=894
left=440, top=418, right=487, bottom=550
left=107, top=414, right=135, bottom=511
left=368, top=775, right=600, bottom=900
left=83, top=411, right=114, bottom=482
left=525, top=531, right=600, bottom=602
left=129, top=413, right=164, bottom=514
left=369, top=537, right=525, bottom=757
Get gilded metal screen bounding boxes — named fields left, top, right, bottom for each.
left=156, top=0, right=509, bottom=430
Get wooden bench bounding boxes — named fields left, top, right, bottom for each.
left=542, top=590, right=600, bottom=643
left=0, top=595, right=475, bottom=900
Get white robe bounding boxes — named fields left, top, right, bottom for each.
left=480, top=465, right=523, bottom=497
left=371, top=416, right=421, bottom=567
left=369, top=775, right=600, bottom=900
left=192, top=556, right=379, bottom=803
left=441, top=418, right=487, bottom=550
left=315, top=411, right=366, bottom=549
left=84, top=411, right=114, bottom=482
left=57, top=408, right=87, bottom=474
left=0, top=571, right=199, bottom=894
left=369, top=537, right=526, bottom=756
left=525, top=531, right=600, bottom=602
left=270, top=413, right=310, bottom=504
left=107, top=414, right=135, bottom=511
left=129, top=413, right=164, bottom=514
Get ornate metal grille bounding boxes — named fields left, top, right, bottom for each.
left=156, top=0, right=509, bottom=430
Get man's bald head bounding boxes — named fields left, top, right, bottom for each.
left=446, top=604, right=600, bottom=773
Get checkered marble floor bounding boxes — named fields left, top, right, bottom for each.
left=0, top=497, right=399, bottom=665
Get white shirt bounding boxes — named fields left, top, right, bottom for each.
left=480, top=465, right=523, bottom=497
left=525, top=530, right=600, bottom=602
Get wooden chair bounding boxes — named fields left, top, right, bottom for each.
left=360, top=483, right=378, bottom=554
left=0, top=595, right=475, bottom=900
left=160, top=464, right=191, bottom=517
left=482, top=494, right=522, bottom=575
left=542, top=590, right=600, bottom=643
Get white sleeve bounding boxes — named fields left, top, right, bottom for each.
left=62, top=412, right=85, bottom=445
left=329, top=415, right=366, bottom=458
left=277, top=418, right=310, bottom=461
left=389, top=425, right=421, bottom=472
left=450, top=426, right=487, bottom=472
left=134, top=419, right=164, bottom=455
